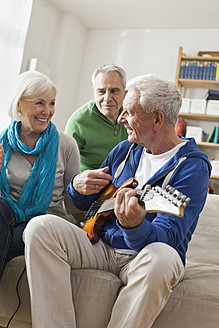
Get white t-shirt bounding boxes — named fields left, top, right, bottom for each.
left=134, top=142, right=187, bottom=189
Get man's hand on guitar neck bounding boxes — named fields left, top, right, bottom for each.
left=72, top=166, right=113, bottom=195
left=115, top=185, right=151, bottom=229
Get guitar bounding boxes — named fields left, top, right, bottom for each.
left=80, top=177, right=190, bottom=244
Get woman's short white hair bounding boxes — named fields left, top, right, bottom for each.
left=8, top=70, right=56, bottom=121
left=127, top=74, right=182, bottom=126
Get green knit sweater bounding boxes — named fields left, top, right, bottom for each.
left=65, top=100, right=128, bottom=172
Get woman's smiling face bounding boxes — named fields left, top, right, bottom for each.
left=18, top=87, right=56, bottom=134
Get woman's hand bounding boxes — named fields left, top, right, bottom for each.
left=73, top=166, right=113, bottom=195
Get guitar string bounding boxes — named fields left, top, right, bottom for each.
left=98, top=188, right=187, bottom=214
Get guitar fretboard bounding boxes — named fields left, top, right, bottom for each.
left=85, top=186, right=190, bottom=220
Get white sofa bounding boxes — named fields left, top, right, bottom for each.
left=0, top=193, right=218, bottom=328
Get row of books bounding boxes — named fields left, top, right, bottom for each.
left=179, top=61, right=219, bottom=80
left=206, top=125, right=219, bottom=143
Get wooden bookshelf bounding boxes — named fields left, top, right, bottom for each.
left=176, top=47, right=219, bottom=190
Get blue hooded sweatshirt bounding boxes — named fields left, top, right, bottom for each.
left=67, top=137, right=211, bottom=265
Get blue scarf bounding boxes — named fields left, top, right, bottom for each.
left=0, top=121, right=59, bottom=223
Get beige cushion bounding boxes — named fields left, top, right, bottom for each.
left=72, top=269, right=122, bottom=328
left=186, top=194, right=219, bottom=266
left=0, top=257, right=122, bottom=328
left=0, top=256, right=30, bottom=328
left=153, top=194, right=219, bottom=328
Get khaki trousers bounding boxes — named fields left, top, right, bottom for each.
left=23, top=214, right=184, bottom=328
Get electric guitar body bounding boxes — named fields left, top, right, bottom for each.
left=81, top=178, right=138, bottom=243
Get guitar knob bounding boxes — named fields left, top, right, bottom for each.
left=132, top=180, right=138, bottom=188
left=80, top=221, right=85, bottom=228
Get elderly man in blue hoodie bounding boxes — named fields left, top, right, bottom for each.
left=23, top=74, right=211, bottom=328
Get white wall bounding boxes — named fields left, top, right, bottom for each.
left=76, top=29, right=219, bottom=107
left=0, top=0, right=32, bottom=132
left=4, top=1, right=219, bottom=135
left=20, top=2, right=219, bottom=133
left=21, top=0, right=87, bottom=131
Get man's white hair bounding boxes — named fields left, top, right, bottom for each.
left=127, top=74, right=182, bottom=126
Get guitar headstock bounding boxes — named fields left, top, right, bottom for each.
left=138, top=185, right=190, bottom=217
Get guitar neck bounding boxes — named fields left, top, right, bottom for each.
left=95, top=186, right=190, bottom=218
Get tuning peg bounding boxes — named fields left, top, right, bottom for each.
left=185, top=197, right=191, bottom=204
left=166, top=185, right=175, bottom=193
left=181, top=195, right=187, bottom=202
left=176, top=192, right=183, bottom=199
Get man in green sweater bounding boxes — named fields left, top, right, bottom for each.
left=65, top=64, right=128, bottom=172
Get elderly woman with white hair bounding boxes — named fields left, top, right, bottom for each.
left=0, top=70, right=80, bottom=279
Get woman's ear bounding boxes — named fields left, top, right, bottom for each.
left=17, top=101, right=22, bottom=117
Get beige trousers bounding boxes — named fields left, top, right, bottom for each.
left=23, top=214, right=184, bottom=328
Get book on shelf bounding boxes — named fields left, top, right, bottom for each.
left=202, top=61, right=209, bottom=80
left=216, top=63, right=219, bottom=81
left=207, top=90, right=219, bottom=101
left=206, top=125, right=216, bottom=142
left=213, top=126, right=219, bottom=143
left=206, top=125, right=219, bottom=143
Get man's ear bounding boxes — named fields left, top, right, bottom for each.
left=123, top=89, right=128, bottom=100
left=153, top=111, right=164, bottom=130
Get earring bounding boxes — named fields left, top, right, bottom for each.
left=18, top=111, right=22, bottom=117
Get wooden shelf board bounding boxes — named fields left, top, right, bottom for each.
left=197, top=142, right=219, bottom=149
left=178, top=113, right=219, bottom=122
left=181, top=55, right=219, bottom=62
left=178, top=79, right=219, bottom=90
left=210, top=176, right=219, bottom=180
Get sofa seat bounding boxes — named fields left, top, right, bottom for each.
left=0, top=193, right=218, bottom=328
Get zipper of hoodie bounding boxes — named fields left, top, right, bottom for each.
left=107, top=228, right=120, bottom=243
left=114, top=123, right=118, bottom=136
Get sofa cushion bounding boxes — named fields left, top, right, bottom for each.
left=152, top=193, right=219, bottom=328
left=186, top=194, right=219, bottom=266
left=0, top=256, right=30, bottom=328
left=72, top=269, right=122, bottom=328
left=0, top=257, right=122, bottom=328
left=152, top=263, right=219, bottom=328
